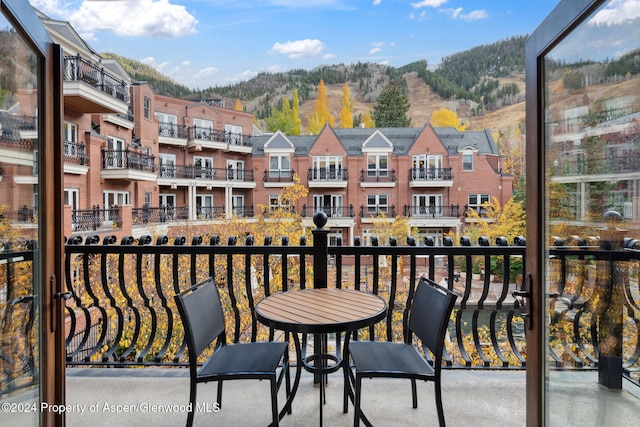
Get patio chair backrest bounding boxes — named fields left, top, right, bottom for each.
left=408, top=278, right=456, bottom=361
left=175, top=277, right=226, bottom=358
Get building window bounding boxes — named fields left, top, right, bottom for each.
left=312, top=156, right=343, bottom=180
left=462, top=152, right=473, bottom=171
left=194, top=156, right=214, bottom=179
left=225, top=124, right=243, bottom=145
left=159, top=153, right=176, bottom=178
left=367, top=194, right=388, bottom=216
left=227, top=160, right=244, bottom=180
left=144, top=97, right=151, bottom=119
left=144, top=192, right=152, bottom=206
left=367, top=154, right=388, bottom=178
left=269, top=195, right=290, bottom=212
left=64, top=122, right=78, bottom=157
left=468, top=194, right=490, bottom=214
left=269, top=155, right=290, bottom=179
left=64, top=188, right=79, bottom=210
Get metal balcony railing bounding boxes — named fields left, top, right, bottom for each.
left=307, top=168, right=348, bottom=181
left=72, top=205, right=122, bottom=232
left=158, top=164, right=254, bottom=181
left=101, top=149, right=156, bottom=172
left=263, top=169, right=295, bottom=182
left=403, top=204, right=461, bottom=218
left=157, top=121, right=189, bottom=139
left=360, top=169, right=396, bottom=183
left=63, top=55, right=130, bottom=103
left=64, top=140, right=88, bottom=165
left=360, top=205, right=397, bottom=218
left=301, top=204, right=355, bottom=218
left=191, top=125, right=252, bottom=147
left=408, top=167, right=453, bottom=181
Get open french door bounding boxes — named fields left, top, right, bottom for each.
left=0, top=1, right=64, bottom=425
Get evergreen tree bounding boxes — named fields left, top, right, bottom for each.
left=372, top=81, right=411, bottom=127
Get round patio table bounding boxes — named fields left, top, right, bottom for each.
left=255, top=287, right=387, bottom=426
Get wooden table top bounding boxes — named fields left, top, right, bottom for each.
left=255, top=288, right=387, bottom=334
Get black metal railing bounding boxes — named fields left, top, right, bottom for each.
left=64, top=141, right=88, bottom=165
left=409, top=167, right=453, bottom=181
left=72, top=205, right=121, bottom=232
left=360, top=205, right=397, bottom=218
left=0, top=206, right=37, bottom=223
left=403, top=204, right=461, bottom=218
left=360, top=169, right=396, bottom=183
left=307, top=168, right=348, bottom=181
left=158, top=122, right=189, bottom=139
left=301, top=204, right=355, bottom=218
left=264, top=170, right=295, bottom=182
left=191, top=125, right=252, bottom=147
left=63, top=55, right=129, bottom=103
left=101, top=149, right=156, bottom=172
left=551, top=153, right=640, bottom=176
left=158, top=164, right=254, bottom=182
left=0, top=113, right=36, bottom=149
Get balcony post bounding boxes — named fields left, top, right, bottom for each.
left=596, top=211, right=627, bottom=389
left=312, top=211, right=329, bottom=289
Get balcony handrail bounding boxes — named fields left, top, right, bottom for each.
left=72, top=205, right=121, bottom=231
left=101, top=148, right=156, bottom=172
left=301, top=204, right=355, bottom=218
left=63, top=55, right=130, bottom=103
left=264, top=169, right=295, bottom=182
left=409, top=167, right=453, bottom=181
left=307, top=167, right=348, bottom=181
left=403, top=204, right=461, bottom=218
left=157, top=121, right=189, bottom=139
left=64, top=140, right=89, bottom=165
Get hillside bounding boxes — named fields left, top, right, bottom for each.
left=105, top=37, right=530, bottom=135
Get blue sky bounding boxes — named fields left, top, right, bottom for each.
left=29, top=0, right=566, bottom=89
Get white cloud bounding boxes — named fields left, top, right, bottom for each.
left=79, top=31, right=97, bottom=42
left=410, top=0, right=448, bottom=9
left=323, top=53, right=336, bottom=59
left=270, top=39, right=325, bottom=58
left=32, top=0, right=198, bottom=38
left=590, top=0, right=640, bottom=25
left=442, top=7, right=488, bottom=21
left=409, top=11, right=427, bottom=21
left=373, top=0, right=382, bottom=5
left=369, top=47, right=382, bottom=54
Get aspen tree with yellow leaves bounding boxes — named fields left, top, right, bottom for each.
left=340, top=83, right=354, bottom=128
left=307, top=79, right=335, bottom=134
left=234, top=98, right=243, bottom=111
left=430, top=107, right=466, bottom=131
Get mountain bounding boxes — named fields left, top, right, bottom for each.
left=103, top=36, right=529, bottom=136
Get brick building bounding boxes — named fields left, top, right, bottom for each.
left=0, top=10, right=513, bottom=245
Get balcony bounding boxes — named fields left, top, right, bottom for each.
left=187, top=125, right=252, bottom=154
left=308, top=167, right=348, bottom=188
left=403, top=204, right=462, bottom=227
left=64, top=140, right=89, bottom=175
left=0, top=113, right=37, bottom=151
left=157, top=165, right=255, bottom=188
left=63, top=55, right=129, bottom=114
left=263, top=169, right=295, bottom=186
left=100, top=149, right=157, bottom=181
left=408, top=167, right=454, bottom=187
left=157, top=121, right=189, bottom=147
left=360, top=169, right=396, bottom=188
left=71, top=206, right=121, bottom=232
left=3, top=219, right=640, bottom=425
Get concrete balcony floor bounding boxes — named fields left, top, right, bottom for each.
left=60, top=368, right=640, bottom=426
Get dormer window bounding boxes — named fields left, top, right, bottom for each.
left=462, top=151, right=473, bottom=171
left=367, top=154, right=388, bottom=178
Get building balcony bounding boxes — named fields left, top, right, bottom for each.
left=550, top=154, right=640, bottom=182
left=307, top=167, right=348, bottom=188
left=403, top=204, right=462, bottom=227
left=3, top=224, right=640, bottom=425
left=408, top=167, right=454, bottom=187
left=63, top=55, right=129, bottom=114
left=100, top=149, right=157, bottom=181
left=186, top=125, right=252, bottom=154
left=263, top=169, right=295, bottom=187
left=157, top=122, right=189, bottom=147
left=64, top=140, right=89, bottom=175
left=157, top=165, right=255, bottom=188
left=359, top=169, right=396, bottom=188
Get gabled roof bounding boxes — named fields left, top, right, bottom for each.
left=433, top=127, right=499, bottom=155
left=263, top=131, right=295, bottom=151
left=35, top=8, right=100, bottom=59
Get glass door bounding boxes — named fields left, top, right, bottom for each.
left=0, top=1, right=62, bottom=425
left=527, top=0, right=640, bottom=424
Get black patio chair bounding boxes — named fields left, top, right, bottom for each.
left=346, top=277, right=457, bottom=426
left=174, top=277, right=290, bottom=426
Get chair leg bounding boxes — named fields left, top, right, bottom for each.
left=353, top=375, right=362, bottom=427
left=270, top=376, right=280, bottom=427
left=187, top=380, right=197, bottom=427
left=411, top=378, right=418, bottom=408
left=217, top=380, right=223, bottom=407
left=434, top=380, right=445, bottom=427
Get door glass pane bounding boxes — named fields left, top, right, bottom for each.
left=0, top=12, right=41, bottom=425
left=543, top=0, right=640, bottom=423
